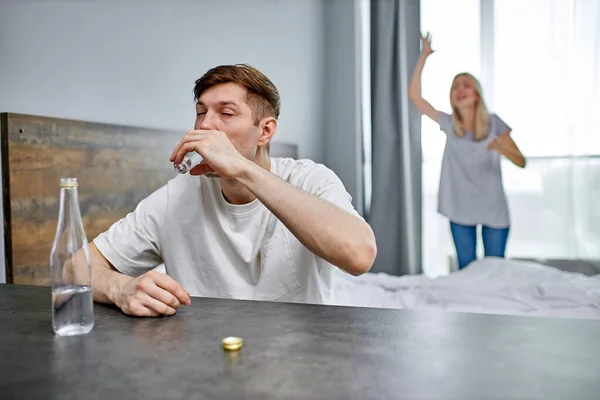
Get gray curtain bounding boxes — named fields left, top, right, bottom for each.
left=369, top=0, right=422, bottom=275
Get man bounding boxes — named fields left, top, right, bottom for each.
left=91, top=64, right=377, bottom=317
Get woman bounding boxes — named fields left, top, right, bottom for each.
left=409, top=33, right=526, bottom=269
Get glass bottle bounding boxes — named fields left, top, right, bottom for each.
left=49, top=177, right=94, bottom=336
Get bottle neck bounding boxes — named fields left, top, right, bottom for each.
left=57, top=187, right=84, bottom=233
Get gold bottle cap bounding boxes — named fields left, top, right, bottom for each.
left=59, top=177, right=78, bottom=188
left=222, top=336, right=243, bottom=352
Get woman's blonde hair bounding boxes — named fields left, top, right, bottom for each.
left=450, top=73, right=490, bottom=141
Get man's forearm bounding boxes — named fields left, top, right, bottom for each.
left=91, top=263, right=129, bottom=305
left=90, top=243, right=130, bottom=305
left=236, top=161, right=377, bottom=275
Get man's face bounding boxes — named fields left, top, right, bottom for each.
left=195, top=82, right=261, bottom=161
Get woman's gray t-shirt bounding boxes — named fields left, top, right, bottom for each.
left=437, top=112, right=511, bottom=228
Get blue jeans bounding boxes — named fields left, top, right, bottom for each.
left=449, top=222, right=510, bottom=269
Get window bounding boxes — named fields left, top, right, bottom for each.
left=420, top=0, right=481, bottom=277
left=420, top=0, right=600, bottom=276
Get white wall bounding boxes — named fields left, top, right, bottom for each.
left=0, top=0, right=327, bottom=283
left=0, top=0, right=325, bottom=156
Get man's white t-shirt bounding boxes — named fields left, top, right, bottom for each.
left=93, top=157, right=361, bottom=304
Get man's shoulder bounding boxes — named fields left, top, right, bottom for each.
left=272, top=157, right=339, bottom=185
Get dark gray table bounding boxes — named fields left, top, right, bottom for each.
left=1, top=284, right=599, bottom=400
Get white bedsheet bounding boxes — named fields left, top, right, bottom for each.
left=332, top=257, right=600, bottom=320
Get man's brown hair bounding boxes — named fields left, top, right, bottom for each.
left=193, top=64, right=281, bottom=126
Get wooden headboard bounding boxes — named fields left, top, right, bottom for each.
left=1, top=113, right=182, bottom=285
left=1, top=112, right=298, bottom=285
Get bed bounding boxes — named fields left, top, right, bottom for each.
left=333, top=257, right=600, bottom=320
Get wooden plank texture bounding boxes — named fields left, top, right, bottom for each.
left=1, top=113, right=181, bottom=285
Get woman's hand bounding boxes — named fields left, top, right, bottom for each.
left=488, top=130, right=527, bottom=168
left=487, top=132, right=511, bottom=152
left=421, top=32, right=434, bottom=57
